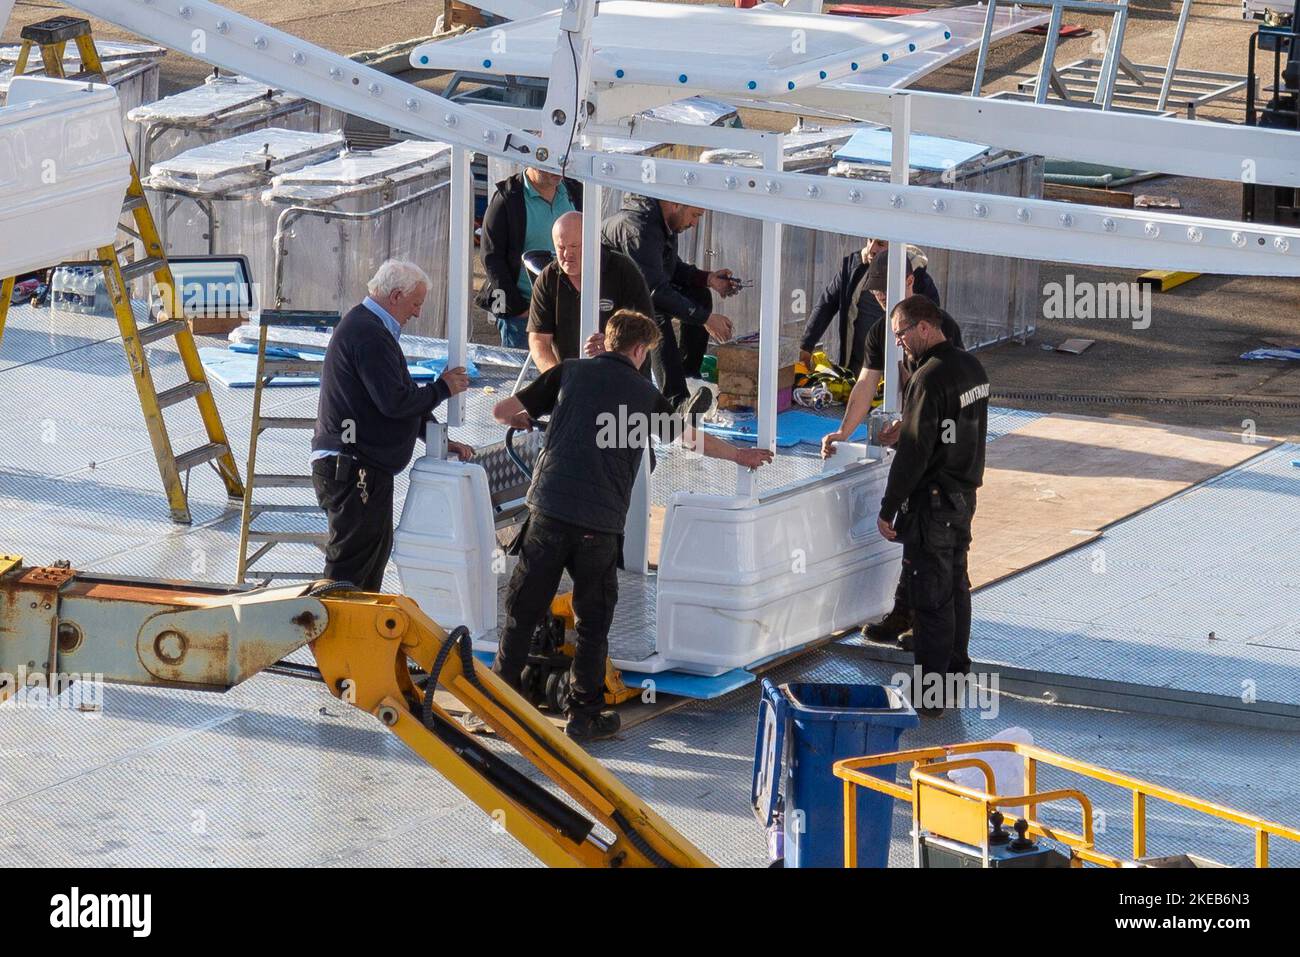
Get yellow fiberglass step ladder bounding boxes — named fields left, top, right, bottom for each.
left=0, top=16, right=244, bottom=524
left=235, top=311, right=338, bottom=583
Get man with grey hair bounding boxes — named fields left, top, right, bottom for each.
left=311, top=259, right=472, bottom=590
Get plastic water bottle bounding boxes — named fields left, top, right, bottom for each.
left=84, top=270, right=100, bottom=315
left=65, top=269, right=80, bottom=314
left=72, top=269, right=89, bottom=314
left=52, top=268, right=68, bottom=312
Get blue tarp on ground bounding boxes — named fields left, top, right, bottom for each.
left=201, top=346, right=479, bottom=387
left=1241, top=348, right=1300, bottom=361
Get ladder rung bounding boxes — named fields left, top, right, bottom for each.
left=174, top=442, right=229, bottom=473
left=121, top=194, right=148, bottom=213
left=120, top=257, right=166, bottom=283
left=258, top=417, right=317, bottom=431
left=247, top=531, right=328, bottom=545
left=250, top=502, right=325, bottom=515
left=252, top=474, right=316, bottom=489
left=21, top=17, right=93, bottom=46
left=136, top=318, right=187, bottom=345
left=156, top=379, right=208, bottom=409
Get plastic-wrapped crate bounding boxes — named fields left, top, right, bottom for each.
left=826, top=127, right=1042, bottom=351
left=687, top=124, right=1043, bottom=355
left=127, top=73, right=344, bottom=172
left=141, top=129, right=346, bottom=301
left=262, top=141, right=453, bottom=337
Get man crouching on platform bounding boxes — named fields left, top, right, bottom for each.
left=490, top=310, right=773, bottom=742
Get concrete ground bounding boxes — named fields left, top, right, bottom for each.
left=5, top=0, right=1299, bottom=437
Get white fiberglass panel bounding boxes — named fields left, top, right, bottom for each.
left=410, top=1, right=953, bottom=97
left=0, top=77, right=131, bottom=277
left=654, top=457, right=900, bottom=675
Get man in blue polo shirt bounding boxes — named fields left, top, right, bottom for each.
left=476, top=167, right=583, bottom=348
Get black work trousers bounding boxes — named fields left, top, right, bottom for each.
left=311, top=456, right=394, bottom=592
left=493, top=513, right=621, bottom=717
left=898, top=486, right=976, bottom=687
left=652, top=284, right=713, bottom=405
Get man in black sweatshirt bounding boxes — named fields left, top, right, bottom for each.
left=602, top=194, right=738, bottom=404
left=876, top=296, right=989, bottom=715
left=799, top=239, right=942, bottom=376
left=311, top=260, right=473, bottom=590
left=491, top=310, right=771, bottom=741
left=822, top=248, right=961, bottom=645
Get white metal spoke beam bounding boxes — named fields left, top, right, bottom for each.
left=54, top=0, right=1300, bottom=276
left=68, top=0, right=551, bottom=166
left=575, top=147, right=1300, bottom=275
left=780, top=84, right=1300, bottom=189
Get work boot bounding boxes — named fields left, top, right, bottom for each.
left=565, top=709, right=622, bottom=743
left=861, top=608, right=912, bottom=645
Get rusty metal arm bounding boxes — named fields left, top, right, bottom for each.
left=0, top=558, right=326, bottom=697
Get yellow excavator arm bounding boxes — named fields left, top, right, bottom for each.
left=0, top=557, right=712, bottom=868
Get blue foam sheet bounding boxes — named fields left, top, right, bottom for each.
left=702, top=408, right=865, bottom=447
left=469, top=650, right=755, bottom=701
left=200, top=347, right=438, bottom=388
left=835, top=128, right=989, bottom=171
left=227, top=340, right=480, bottom=378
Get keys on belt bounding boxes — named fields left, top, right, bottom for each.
left=332, top=453, right=369, bottom=505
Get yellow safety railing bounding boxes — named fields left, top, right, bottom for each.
left=834, top=741, right=1300, bottom=868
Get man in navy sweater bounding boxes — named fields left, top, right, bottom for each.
left=311, top=260, right=472, bottom=590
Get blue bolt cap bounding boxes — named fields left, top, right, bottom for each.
left=748, top=80, right=757, bottom=90
left=483, top=58, right=492, bottom=68
left=616, top=68, right=625, bottom=78
left=679, top=73, right=688, bottom=83
left=420, top=55, right=428, bottom=65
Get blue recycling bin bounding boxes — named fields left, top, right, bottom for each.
left=752, top=679, right=918, bottom=868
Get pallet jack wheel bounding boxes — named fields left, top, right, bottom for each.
left=520, top=664, right=545, bottom=708
left=544, top=668, right=569, bottom=713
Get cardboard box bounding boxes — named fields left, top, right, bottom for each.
left=713, top=336, right=799, bottom=411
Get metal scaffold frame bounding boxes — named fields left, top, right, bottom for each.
left=7, top=0, right=1300, bottom=513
